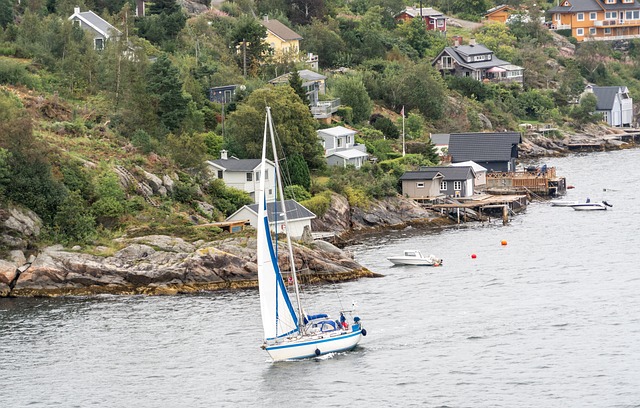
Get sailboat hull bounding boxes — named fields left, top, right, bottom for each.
left=265, top=329, right=363, bottom=361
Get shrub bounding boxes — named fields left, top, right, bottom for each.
left=344, top=186, right=369, bottom=208
left=299, top=191, right=331, bottom=218
left=284, top=184, right=311, bottom=201
left=53, top=190, right=96, bottom=245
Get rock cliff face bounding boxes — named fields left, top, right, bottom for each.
left=3, top=235, right=378, bottom=297
left=311, top=193, right=449, bottom=239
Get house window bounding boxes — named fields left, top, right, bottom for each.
left=95, top=38, right=104, bottom=50
left=268, top=189, right=273, bottom=196
left=605, top=11, right=617, bottom=20
left=217, top=170, right=223, bottom=179
left=577, top=13, right=584, bottom=21
left=590, top=12, right=597, bottom=20
left=589, top=27, right=596, bottom=35
left=473, top=55, right=487, bottom=62
left=634, top=11, right=639, bottom=19
left=336, top=138, right=343, bottom=148
left=603, top=111, right=609, bottom=122
left=605, top=27, right=612, bottom=34
left=246, top=172, right=253, bottom=182
left=416, top=182, right=425, bottom=189
left=454, top=181, right=462, bottom=191
left=576, top=28, right=584, bottom=36
left=440, top=181, right=447, bottom=191
left=442, top=56, right=453, bottom=69
left=627, top=11, right=634, bottom=20
left=437, top=19, right=444, bottom=27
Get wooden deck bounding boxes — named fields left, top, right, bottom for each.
left=423, top=194, right=528, bottom=224
left=484, top=167, right=566, bottom=196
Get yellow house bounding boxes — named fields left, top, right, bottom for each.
left=484, top=4, right=516, bottom=23
left=549, top=0, right=640, bottom=42
left=260, top=16, right=302, bottom=58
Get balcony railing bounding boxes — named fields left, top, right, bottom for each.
left=311, top=99, right=341, bottom=119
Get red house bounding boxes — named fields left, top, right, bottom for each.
left=395, top=7, right=447, bottom=32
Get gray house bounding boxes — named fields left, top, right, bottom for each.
left=317, top=126, right=369, bottom=169
left=68, top=7, right=120, bottom=50
left=400, top=166, right=476, bottom=199
left=448, top=132, right=521, bottom=173
left=432, top=40, right=524, bottom=85
left=584, top=85, right=633, bottom=127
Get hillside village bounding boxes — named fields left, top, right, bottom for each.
left=2, top=0, right=640, bottom=296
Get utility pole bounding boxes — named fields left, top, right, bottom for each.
left=243, top=38, right=247, bottom=78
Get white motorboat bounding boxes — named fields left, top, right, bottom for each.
left=387, top=250, right=443, bottom=266
left=257, top=107, right=365, bottom=362
left=550, top=200, right=579, bottom=207
left=570, top=201, right=612, bottom=211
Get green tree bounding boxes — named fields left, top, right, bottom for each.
left=166, top=132, right=207, bottom=169
left=298, top=18, right=346, bottom=69
left=284, top=154, right=311, bottom=190
left=225, top=86, right=324, bottom=169
left=474, top=21, right=517, bottom=62
left=91, top=170, right=126, bottom=225
left=0, top=147, right=11, bottom=198
left=146, top=54, right=189, bottom=132
left=396, top=61, right=447, bottom=121
left=571, top=93, right=601, bottom=124
left=0, top=0, right=13, bottom=28
left=53, top=190, right=96, bottom=244
left=288, top=69, right=307, bottom=103
left=332, top=74, right=373, bottom=123
left=231, top=16, right=268, bottom=76
left=396, top=17, right=446, bottom=59
left=370, top=114, right=400, bottom=139
left=404, top=111, right=425, bottom=140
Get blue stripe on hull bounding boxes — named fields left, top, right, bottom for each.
left=265, top=330, right=362, bottom=358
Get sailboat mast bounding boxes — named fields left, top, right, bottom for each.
left=266, top=107, right=306, bottom=331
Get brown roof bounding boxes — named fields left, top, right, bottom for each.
left=260, top=18, right=302, bottom=41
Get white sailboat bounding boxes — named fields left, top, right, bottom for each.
left=257, top=107, right=366, bottom=362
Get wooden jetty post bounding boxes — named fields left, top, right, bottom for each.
left=502, top=205, right=508, bottom=225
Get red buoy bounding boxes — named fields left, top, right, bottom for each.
left=471, top=254, right=477, bottom=259
left=501, top=240, right=507, bottom=246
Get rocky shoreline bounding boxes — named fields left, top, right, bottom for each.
left=1, top=193, right=445, bottom=298
left=2, top=125, right=636, bottom=298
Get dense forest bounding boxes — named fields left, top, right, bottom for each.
left=1, top=0, right=639, bottom=249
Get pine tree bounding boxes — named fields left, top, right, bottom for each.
left=288, top=69, right=308, bottom=104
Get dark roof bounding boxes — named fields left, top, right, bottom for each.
left=485, top=4, right=515, bottom=15
left=588, top=85, right=628, bottom=111
left=549, top=0, right=602, bottom=13
left=208, top=158, right=262, bottom=171
left=247, top=200, right=315, bottom=222
left=448, top=132, right=521, bottom=163
left=260, top=18, right=302, bottom=41
left=430, top=133, right=450, bottom=145
left=400, top=170, right=444, bottom=181
left=434, top=46, right=510, bottom=70
left=401, top=166, right=475, bottom=181
left=418, top=166, right=476, bottom=180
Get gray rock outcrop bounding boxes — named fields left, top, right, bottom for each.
left=6, top=235, right=377, bottom=297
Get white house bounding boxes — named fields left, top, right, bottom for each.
left=450, top=160, right=487, bottom=187
left=317, top=126, right=369, bottom=169
left=206, top=150, right=276, bottom=204
left=68, top=7, right=120, bottom=50
left=584, top=85, right=634, bottom=128
left=226, top=199, right=316, bottom=239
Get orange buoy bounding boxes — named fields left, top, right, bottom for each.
left=471, top=254, right=477, bottom=259
left=501, top=240, right=507, bottom=246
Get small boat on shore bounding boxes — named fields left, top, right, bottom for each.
left=570, top=201, right=612, bottom=211
left=387, top=250, right=443, bottom=266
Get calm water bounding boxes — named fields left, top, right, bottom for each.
left=2, top=149, right=640, bottom=407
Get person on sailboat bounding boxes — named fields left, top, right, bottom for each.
left=340, top=312, right=348, bottom=329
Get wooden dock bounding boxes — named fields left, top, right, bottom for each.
left=423, top=194, right=527, bottom=224
left=484, top=167, right=566, bottom=197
